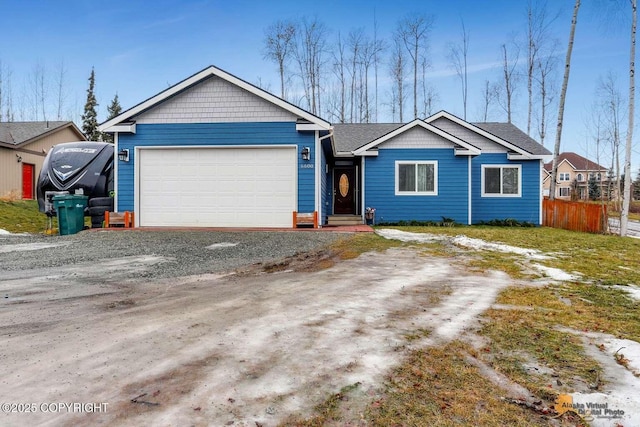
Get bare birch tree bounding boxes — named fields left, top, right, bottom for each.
left=331, top=32, right=347, bottom=123
left=479, top=80, right=498, bottom=122
left=347, top=29, right=363, bottom=122
left=293, top=17, right=327, bottom=115
left=263, top=20, right=296, bottom=100
left=497, top=43, right=520, bottom=123
left=525, top=1, right=557, bottom=136
left=28, top=63, right=47, bottom=121
left=359, top=35, right=385, bottom=123
left=0, top=60, right=4, bottom=122
left=389, top=36, right=406, bottom=122
left=447, top=19, right=469, bottom=119
left=596, top=72, right=624, bottom=208
left=620, top=0, right=636, bottom=236
left=534, top=53, right=557, bottom=146
left=549, top=0, right=580, bottom=201
left=396, top=14, right=434, bottom=119
left=54, top=60, right=67, bottom=120
left=421, top=57, right=439, bottom=117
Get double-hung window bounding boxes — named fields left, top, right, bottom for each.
left=395, top=161, right=438, bottom=195
left=559, top=172, right=570, bottom=181
left=481, top=165, right=521, bottom=197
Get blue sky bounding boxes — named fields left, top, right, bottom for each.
left=0, top=0, right=637, bottom=172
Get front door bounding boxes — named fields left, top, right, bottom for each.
left=334, top=167, right=356, bottom=214
left=22, top=163, right=35, bottom=200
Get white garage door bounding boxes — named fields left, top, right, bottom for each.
left=138, top=146, right=297, bottom=227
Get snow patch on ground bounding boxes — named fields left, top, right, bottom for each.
left=567, top=331, right=640, bottom=427
left=376, top=229, right=580, bottom=284
left=376, top=228, right=551, bottom=260
left=0, top=241, right=69, bottom=253
left=206, top=242, right=239, bottom=249
left=612, top=284, right=640, bottom=301
left=531, top=264, right=580, bottom=282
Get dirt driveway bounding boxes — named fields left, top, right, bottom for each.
left=2, top=229, right=638, bottom=427
left=0, top=229, right=518, bottom=427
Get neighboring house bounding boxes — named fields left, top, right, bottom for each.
left=0, top=122, right=86, bottom=199
left=543, top=152, right=609, bottom=200
left=99, top=65, right=551, bottom=228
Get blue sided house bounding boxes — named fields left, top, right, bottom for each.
left=99, top=65, right=551, bottom=228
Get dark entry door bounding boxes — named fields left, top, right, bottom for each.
left=334, top=167, right=356, bottom=214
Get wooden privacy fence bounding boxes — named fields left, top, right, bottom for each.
left=542, top=198, right=607, bottom=233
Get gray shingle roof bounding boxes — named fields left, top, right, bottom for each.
left=332, top=123, right=404, bottom=152
left=472, top=122, right=551, bottom=155
left=0, top=121, right=72, bottom=146
left=332, top=120, right=551, bottom=156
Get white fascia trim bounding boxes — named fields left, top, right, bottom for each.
left=468, top=156, right=472, bottom=225
left=335, top=151, right=356, bottom=158
left=297, top=123, right=327, bottom=131
left=539, top=160, right=544, bottom=225
left=508, top=153, right=552, bottom=161
left=426, top=111, right=532, bottom=157
left=114, top=133, right=119, bottom=212
left=104, top=123, right=136, bottom=134
left=357, top=150, right=379, bottom=157
left=352, top=119, right=480, bottom=155
left=98, top=65, right=331, bottom=132
left=455, top=149, right=478, bottom=156
left=361, top=158, right=366, bottom=222
left=315, top=130, right=321, bottom=226
left=557, top=158, right=575, bottom=170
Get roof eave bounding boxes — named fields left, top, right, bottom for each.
left=352, top=119, right=479, bottom=155
left=98, top=65, right=331, bottom=132
left=426, top=111, right=532, bottom=157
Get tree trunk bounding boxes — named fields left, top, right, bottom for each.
left=550, top=0, right=580, bottom=201
left=621, top=0, right=636, bottom=236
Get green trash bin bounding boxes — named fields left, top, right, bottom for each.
left=53, top=195, right=88, bottom=235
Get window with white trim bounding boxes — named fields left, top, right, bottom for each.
left=559, top=187, right=570, bottom=197
left=481, top=165, right=521, bottom=197
left=395, top=161, right=438, bottom=195
left=559, top=172, right=570, bottom=181
left=576, top=173, right=584, bottom=182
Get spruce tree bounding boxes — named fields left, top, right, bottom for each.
left=81, top=67, right=100, bottom=141
left=588, top=174, right=600, bottom=201
left=103, top=93, right=122, bottom=143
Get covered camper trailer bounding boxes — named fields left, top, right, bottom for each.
left=37, top=141, right=114, bottom=213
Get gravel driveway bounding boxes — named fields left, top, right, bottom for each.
left=0, top=229, right=347, bottom=279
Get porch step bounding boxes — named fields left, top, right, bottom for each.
left=327, top=215, right=363, bottom=226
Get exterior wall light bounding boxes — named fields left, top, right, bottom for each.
left=118, top=149, right=129, bottom=162
left=301, top=146, right=310, bottom=161
left=16, top=154, right=22, bottom=163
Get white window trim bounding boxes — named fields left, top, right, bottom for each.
left=559, top=172, right=570, bottom=181
left=481, top=164, right=522, bottom=198
left=395, top=161, right=438, bottom=196
left=558, top=187, right=570, bottom=197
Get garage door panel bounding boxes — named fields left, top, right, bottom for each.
left=139, top=147, right=297, bottom=227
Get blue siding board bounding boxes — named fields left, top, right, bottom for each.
left=471, top=153, right=542, bottom=224
left=117, top=122, right=316, bottom=214
left=364, top=148, right=469, bottom=224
